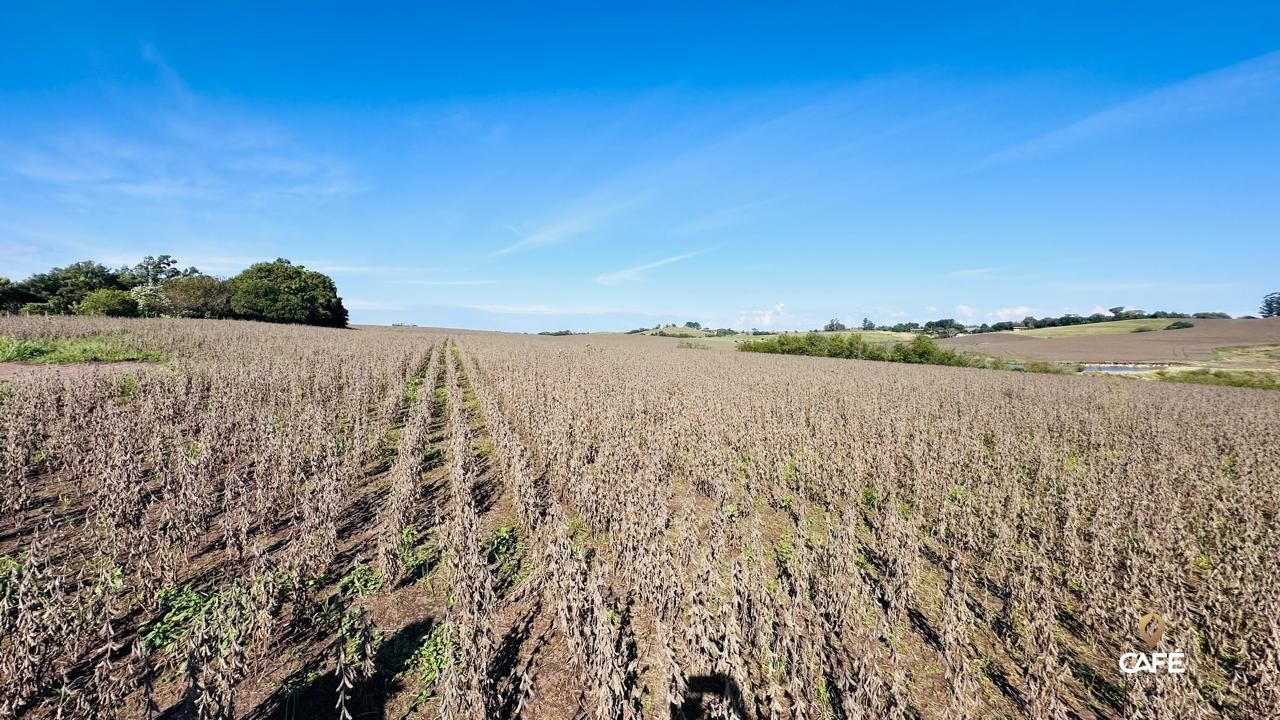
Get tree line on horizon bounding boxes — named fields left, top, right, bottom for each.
left=0, top=255, right=348, bottom=328
left=621, top=304, right=1245, bottom=340
left=821, top=305, right=1237, bottom=338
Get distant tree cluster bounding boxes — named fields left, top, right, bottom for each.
left=624, top=321, right=737, bottom=337
left=1, top=256, right=348, bottom=328
left=740, top=332, right=984, bottom=368
left=1262, top=292, right=1280, bottom=318
left=957, top=307, right=1229, bottom=334
left=840, top=305, right=1235, bottom=338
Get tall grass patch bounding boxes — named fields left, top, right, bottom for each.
left=0, top=335, right=165, bottom=364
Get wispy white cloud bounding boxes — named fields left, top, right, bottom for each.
left=8, top=127, right=356, bottom=203
left=673, top=195, right=783, bottom=234
left=990, top=305, right=1035, bottom=321
left=0, top=242, right=38, bottom=256
left=737, top=302, right=787, bottom=328
left=1066, top=281, right=1235, bottom=293
left=493, top=195, right=645, bottom=257
left=300, top=262, right=438, bottom=275
left=594, top=251, right=701, bottom=285
left=460, top=303, right=709, bottom=320
left=493, top=218, right=594, bottom=257
left=345, top=298, right=406, bottom=312
left=950, top=267, right=1001, bottom=277
left=141, top=44, right=194, bottom=105
left=2, top=48, right=359, bottom=205
left=464, top=303, right=566, bottom=316
left=397, top=279, right=512, bottom=286
left=463, top=303, right=643, bottom=317
left=984, top=49, right=1280, bottom=166
left=954, top=304, right=976, bottom=318
left=1065, top=281, right=1155, bottom=291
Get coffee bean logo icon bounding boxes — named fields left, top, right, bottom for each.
left=1138, top=612, right=1166, bottom=650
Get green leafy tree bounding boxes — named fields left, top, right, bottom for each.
left=923, top=318, right=964, bottom=337
left=163, top=275, right=232, bottom=318
left=824, top=318, right=847, bottom=332
left=1261, top=292, right=1280, bottom=318
left=684, top=321, right=702, bottom=329
left=17, top=260, right=125, bottom=313
left=861, top=317, right=875, bottom=331
left=76, top=289, right=139, bottom=317
left=1, top=277, right=43, bottom=314
left=19, top=302, right=56, bottom=316
left=131, top=284, right=171, bottom=317
left=118, top=255, right=195, bottom=287
left=228, top=259, right=348, bottom=327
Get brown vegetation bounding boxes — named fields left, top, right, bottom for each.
left=1, top=316, right=1277, bottom=719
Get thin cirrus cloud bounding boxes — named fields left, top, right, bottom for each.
left=463, top=303, right=615, bottom=316
left=990, top=305, right=1035, bottom=321
left=397, top=279, right=513, bottom=286
left=672, top=195, right=784, bottom=235
left=1065, top=281, right=1155, bottom=291
left=492, top=194, right=647, bottom=257
left=3, top=46, right=359, bottom=205
left=1065, top=281, right=1236, bottom=292
left=949, top=267, right=1002, bottom=277
left=594, top=250, right=702, bottom=285
left=464, top=303, right=563, bottom=315
left=983, top=49, right=1280, bottom=166
left=0, top=242, right=38, bottom=255
left=344, top=298, right=407, bottom=312
left=301, top=262, right=445, bottom=276
left=461, top=303, right=699, bottom=319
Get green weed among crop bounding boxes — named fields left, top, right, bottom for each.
left=403, top=374, right=425, bottom=404
left=141, top=584, right=215, bottom=651
left=774, top=539, right=794, bottom=568
left=488, top=525, right=527, bottom=588
left=404, top=624, right=453, bottom=708
left=339, top=563, right=384, bottom=596
left=1155, top=368, right=1280, bottom=390
left=398, top=525, right=440, bottom=580
left=860, top=486, right=880, bottom=509
left=0, top=334, right=164, bottom=364
left=0, top=554, right=20, bottom=597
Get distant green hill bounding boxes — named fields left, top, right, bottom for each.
left=1018, top=319, right=1180, bottom=337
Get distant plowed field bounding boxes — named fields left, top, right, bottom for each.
left=942, top=318, right=1280, bottom=364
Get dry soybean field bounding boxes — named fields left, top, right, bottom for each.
left=1, top=317, right=1278, bottom=720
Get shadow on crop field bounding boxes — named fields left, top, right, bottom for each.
left=243, top=618, right=443, bottom=720
left=679, top=674, right=748, bottom=719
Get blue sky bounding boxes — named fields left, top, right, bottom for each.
left=2, top=2, right=1278, bottom=331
